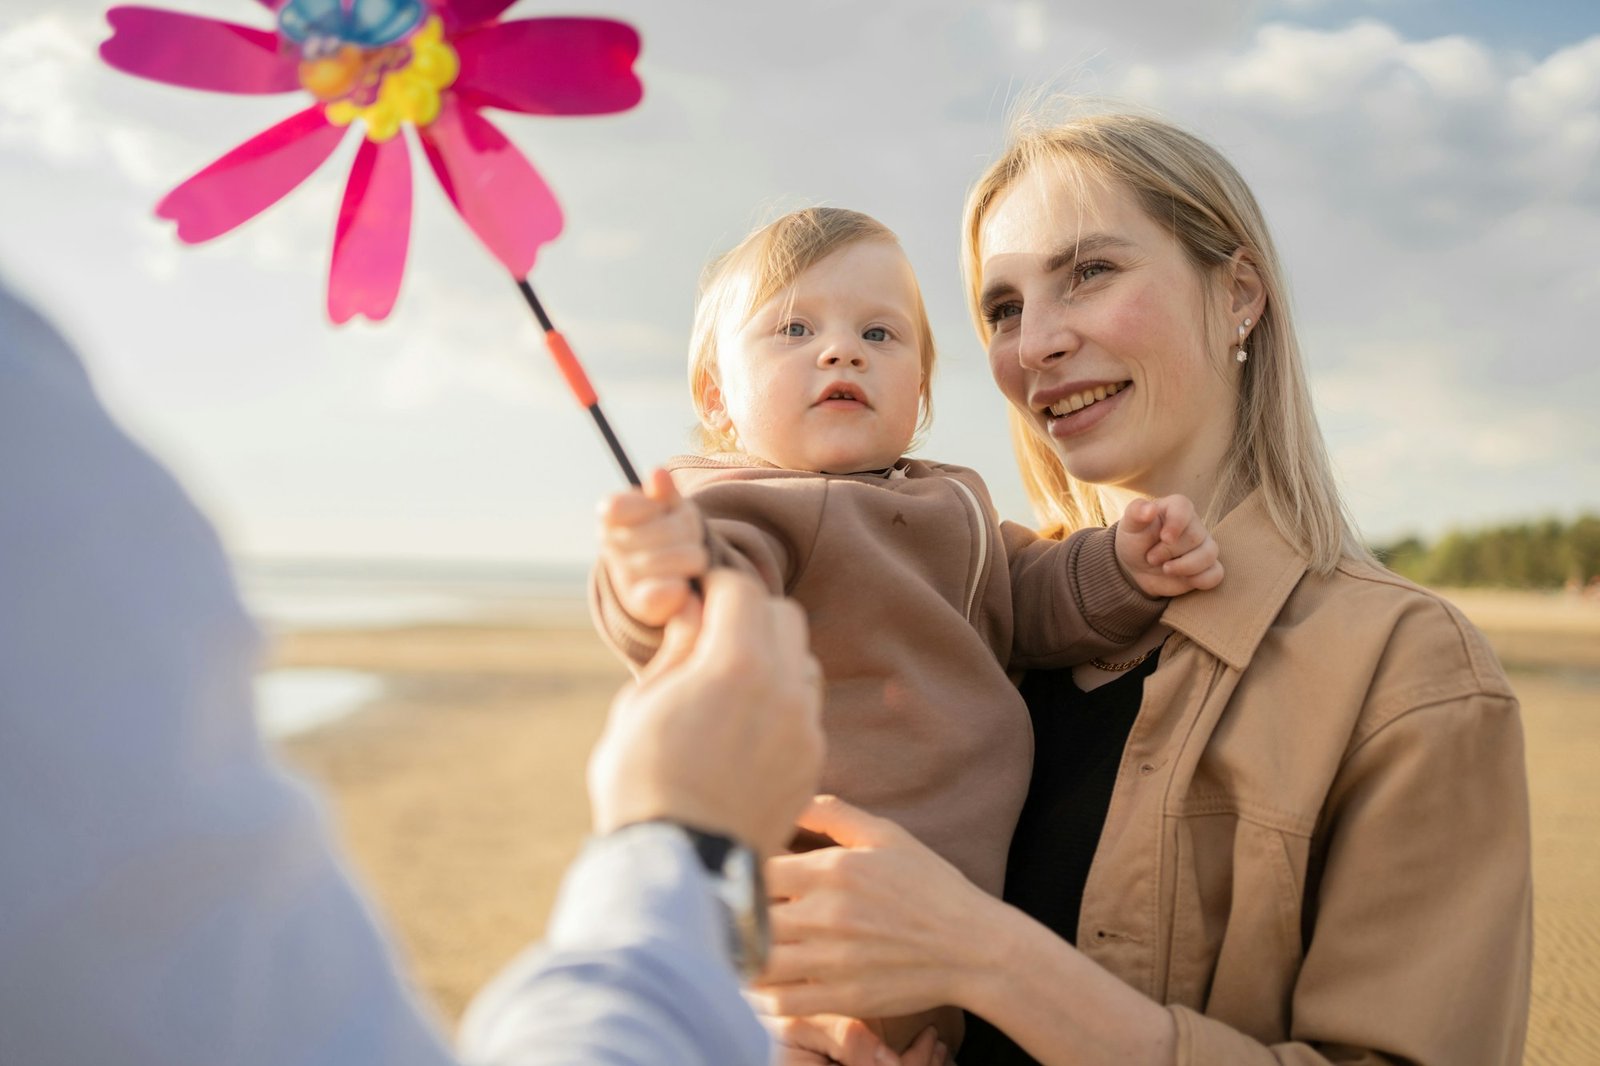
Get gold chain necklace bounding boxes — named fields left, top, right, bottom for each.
left=1089, top=645, right=1159, bottom=673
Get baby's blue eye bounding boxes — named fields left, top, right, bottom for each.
left=781, top=322, right=809, bottom=337
left=863, top=327, right=889, bottom=342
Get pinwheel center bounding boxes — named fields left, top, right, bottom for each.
left=297, top=16, right=458, bottom=143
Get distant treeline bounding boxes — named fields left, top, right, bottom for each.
left=1374, top=514, right=1600, bottom=589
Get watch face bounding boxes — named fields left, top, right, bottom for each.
left=720, top=845, right=771, bottom=980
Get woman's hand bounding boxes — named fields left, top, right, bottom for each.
left=763, top=1013, right=948, bottom=1066
left=762, top=799, right=1176, bottom=1065
left=756, top=795, right=1002, bottom=1021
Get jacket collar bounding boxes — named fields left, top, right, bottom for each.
left=1160, top=489, right=1309, bottom=672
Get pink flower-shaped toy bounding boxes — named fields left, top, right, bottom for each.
left=101, top=0, right=642, bottom=323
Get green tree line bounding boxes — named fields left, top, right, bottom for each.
left=1374, top=514, right=1600, bottom=589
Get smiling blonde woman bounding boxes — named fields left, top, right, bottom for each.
left=757, top=113, right=1532, bottom=1066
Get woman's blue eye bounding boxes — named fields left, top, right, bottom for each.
left=1077, top=261, right=1111, bottom=282
left=984, top=302, right=1020, bottom=326
left=863, top=327, right=889, bottom=342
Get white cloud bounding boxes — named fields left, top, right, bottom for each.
left=1127, top=22, right=1600, bottom=230
left=1101, top=19, right=1600, bottom=536
left=0, top=13, right=102, bottom=161
left=1319, top=338, right=1586, bottom=471
left=0, top=8, right=298, bottom=195
left=5, top=0, right=1596, bottom=560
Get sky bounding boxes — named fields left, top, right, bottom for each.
left=1, top=0, right=1597, bottom=566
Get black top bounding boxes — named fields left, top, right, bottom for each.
left=960, top=648, right=1160, bottom=1066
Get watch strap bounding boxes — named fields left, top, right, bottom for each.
left=612, top=819, right=767, bottom=980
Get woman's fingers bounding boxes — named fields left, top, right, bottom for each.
left=774, top=1049, right=832, bottom=1066
left=756, top=930, right=851, bottom=986
left=764, top=1013, right=899, bottom=1066
left=756, top=976, right=878, bottom=1020
left=794, top=794, right=906, bottom=849
left=900, top=1026, right=947, bottom=1066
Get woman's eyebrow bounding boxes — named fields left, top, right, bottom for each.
left=981, top=233, right=1134, bottom=306
left=1042, top=233, right=1132, bottom=273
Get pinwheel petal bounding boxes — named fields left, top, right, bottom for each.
left=418, top=98, right=561, bottom=277
left=452, top=18, right=642, bottom=115
left=101, top=7, right=300, bottom=94
left=328, top=135, right=413, bottom=324
left=156, top=107, right=346, bottom=243
left=435, top=0, right=521, bottom=34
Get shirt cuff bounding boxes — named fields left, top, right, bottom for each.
left=458, top=824, right=771, bottom=1065
left=588, top=565, right=666, bottom=664
left=545, top=824, right=726, bottom=955
left=1072, top=524, right=1168, bottom=643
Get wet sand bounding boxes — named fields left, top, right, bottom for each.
left=270, top=590, right=1600, bottom=1059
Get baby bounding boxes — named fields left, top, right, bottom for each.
left=591, top=208, right=1221, bottom=1052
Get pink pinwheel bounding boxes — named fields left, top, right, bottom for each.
left=101, top=0, right=642, bottom=324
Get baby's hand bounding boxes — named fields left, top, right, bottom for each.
left=1116, top=495, right=1223, bottom=598
left=599, top=469, right=708, bottom=628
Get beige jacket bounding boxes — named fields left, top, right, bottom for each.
left=1076, top=491, right=1532, bottom=1064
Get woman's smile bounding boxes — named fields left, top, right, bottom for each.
left=1035, top=380, right=1132, bottom=439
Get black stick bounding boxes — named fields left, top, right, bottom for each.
left=516, top=278, right=641, bottom=488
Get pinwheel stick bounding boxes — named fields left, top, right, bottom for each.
left=516, top=279, right=641, bottom=488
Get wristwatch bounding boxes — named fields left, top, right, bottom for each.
left=683, top=824, right=771, bottom=981
left=622, top=820, right=770, bottom=980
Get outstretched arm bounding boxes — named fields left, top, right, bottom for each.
left=465, top=570, right=827, bottom=1064
left=1008, top=494, right=1221, bottom=669
left=1006, top=521, right=1166, bottom=669
left=591, top=469, right=817, bottom=667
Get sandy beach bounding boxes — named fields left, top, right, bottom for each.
left=268, top=589, right=1600, bottom=1061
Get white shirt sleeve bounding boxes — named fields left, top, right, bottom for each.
left=0, top=283, right=769, bottom=1066
left=460, top=825, right=774, bottom=1065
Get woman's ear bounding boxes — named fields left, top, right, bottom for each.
left=1226, top=248, right=1267, bottom=322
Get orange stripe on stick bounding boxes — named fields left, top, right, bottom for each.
left=544, top=330, right=597, bottom=407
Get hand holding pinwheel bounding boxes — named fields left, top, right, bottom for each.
left=101, top=0, right=645, bottom=485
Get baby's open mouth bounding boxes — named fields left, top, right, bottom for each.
left=815, top=383, right=870, bottom=407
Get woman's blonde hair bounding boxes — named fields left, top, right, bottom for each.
left=962, top=111, right=1366, bottom=574
left=689, top=207, right=937, bottom=453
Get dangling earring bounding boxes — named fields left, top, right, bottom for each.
left=1235, top=317, right=1252, bottom=363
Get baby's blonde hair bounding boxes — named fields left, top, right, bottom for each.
left=689, top=207, right=937, bottom=453
left=962, top=111, right=1367, bottom=574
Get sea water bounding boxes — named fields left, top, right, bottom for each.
left=240, top=560, right=588, bottom=737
